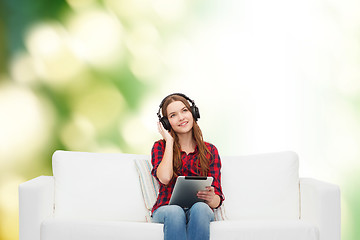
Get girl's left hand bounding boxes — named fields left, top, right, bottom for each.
left=197, top=186, right=215, bottom=203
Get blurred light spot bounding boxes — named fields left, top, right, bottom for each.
left=162, top=38, right=194, bottom=71
left=0, top=84, right=53, bottom=167
left=341, top=187, right=356, bottom=240
left=122, top=114, right=153, bottom=152
left=60, top=114, right=96, bottom=151
left=138, top=96, right=160, bottom=134
left=120, top=97, right=163, bottom=153
left=152, top=0, right=185, bottom=22
left=94, top=144, right=122, bottom=153
left=0, top=175, right=24, bottom=211
left=126, top=22, right=160, bottom=50
left=10, top=52, right=37, bottom=85
left=25, top=22, right=84, bottom=85
left=67, top=9, right=123, bottom=69
left=104, top=0, right=151, bottom=19
left=26, top=23, right=63, bottom=56
left=125, top=22, right=162, bottom=81
left=73, top=85, right=125, bottom=131
left=0, top=175, right=25, bottom=240
left=129, top=52, right=162, bottom=81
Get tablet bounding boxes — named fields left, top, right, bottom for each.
left=169, top=176, right=213, bottom=208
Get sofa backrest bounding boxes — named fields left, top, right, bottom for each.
left=221, top=151, right=299, bottom=220
left=52, top=150, right=149, bottom=221
left=52, top=150, right=299, bottom=222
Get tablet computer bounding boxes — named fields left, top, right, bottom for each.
left=169, top=176, right=213, bottom=208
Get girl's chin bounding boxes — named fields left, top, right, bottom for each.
left=173, top=126, right=192, bottom=134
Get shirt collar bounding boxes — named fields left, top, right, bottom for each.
left=180, top=144, right=199, bottom=155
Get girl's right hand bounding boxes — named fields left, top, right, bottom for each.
left=157, top=122, right=174, bottom=142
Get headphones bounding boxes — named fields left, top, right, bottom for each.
left=157, top=93, right=200, bottom=131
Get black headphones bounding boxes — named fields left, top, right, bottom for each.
left=157, top=93, right=200, bottom=131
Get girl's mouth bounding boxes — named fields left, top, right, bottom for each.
left=179, top=121, right=188, bottom=126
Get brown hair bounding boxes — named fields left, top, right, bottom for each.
left=161, top=94, right=212, bottom=177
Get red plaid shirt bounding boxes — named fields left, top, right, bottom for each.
left=151, top=140, right=224, bottom=214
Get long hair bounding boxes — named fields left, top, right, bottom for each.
left=161, top=94, right=212, bottom=177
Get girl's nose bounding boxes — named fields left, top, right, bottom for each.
left=178, top=113, right=185, bottom=120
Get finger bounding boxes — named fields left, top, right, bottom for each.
left=159, top=122, right=168, bottom=135
left=197, top=193, right=210, bottom=201
left=198, top=188, right=214, bottom=197
left=158, top=122, right=166, bottom=135
left=205, top=186, right=213, bottom=191
left=197, top=191, right=213, bottom=200
left=199, top=188, right=213, bottom=194
left=197, top=191, right=207, bottom=197
left=198, top=194, right=212, bottom=202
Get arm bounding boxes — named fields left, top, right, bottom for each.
left=19, top=176, right=54, bottom=240
left=152, top=122, right=174, bottom=185
left=208, top=192, right=221, bottom=209
left=197, top=143, right=224, bottom=209
left=300, top=178, right=341, bottom=240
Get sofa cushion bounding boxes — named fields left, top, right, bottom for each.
left=210, top=220, right=319, bottom=240
left=41, top=218, right=164, bottom=240
left=134, top=159, right=160, bottom=211
left=52, top=150, right=149, bottom=221
left=221, top=151, right=299, bottom=220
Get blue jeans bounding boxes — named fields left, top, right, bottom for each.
left=152, top=202, right=215, bottom=240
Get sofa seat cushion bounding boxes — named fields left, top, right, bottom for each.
left=210, top=220, right=319, bottom=240
left=41, top=218, right=318, bottom=240
left=41, top=218, right=164, bottom=240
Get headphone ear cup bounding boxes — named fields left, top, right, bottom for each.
left=191, top=106, right=200, bottom=121
left=160, top=117, right=171, bottom=131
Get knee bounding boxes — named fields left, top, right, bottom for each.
left=164, top=205, right=186, bottom=222
left=191, top=202, right=211, bottom=213
left=152, top=205, right=186, bottom=224
left=190, top=202, right=214, bottom=221
left=166, top=205, right=185, bottom=216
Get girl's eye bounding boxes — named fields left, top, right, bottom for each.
left=170, top=114, right=175, bottom=118
left=183, top=108, right=188, bottom=112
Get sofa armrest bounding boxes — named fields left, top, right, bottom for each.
left=299, top=178, right=341, bottom=240
left=19, top=176, right=55, bottom=240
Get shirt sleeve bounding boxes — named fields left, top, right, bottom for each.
left=151, top=140, right=165, bottom=181
left=207, top=143, right=225, bottom=203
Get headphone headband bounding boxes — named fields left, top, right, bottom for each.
left=158, top=93, right=195, bottom=109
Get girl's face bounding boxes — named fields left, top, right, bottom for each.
left=166, top=100, right=194, bottom=134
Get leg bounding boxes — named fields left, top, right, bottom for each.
left=186, top=202, right=215, bottom=240
left=152, top=205, right=187, bottom=240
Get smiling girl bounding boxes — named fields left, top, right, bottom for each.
left=151, top=93, right=224, bottom=240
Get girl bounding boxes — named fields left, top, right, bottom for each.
left=151, top=93, right=224, bottom=240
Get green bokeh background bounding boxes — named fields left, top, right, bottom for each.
left=1, top=0, right=359, bottom=239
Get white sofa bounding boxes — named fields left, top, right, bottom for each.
left=19, top=150, right=341, bottom=240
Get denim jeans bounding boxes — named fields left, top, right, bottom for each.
left=152, top=202, right=215, bottom=240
